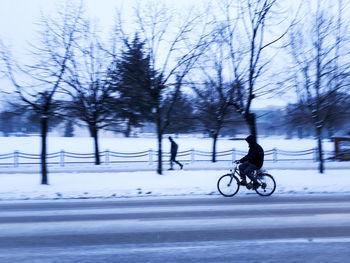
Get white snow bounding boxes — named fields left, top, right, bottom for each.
left=0, top=136, right=349, bottom=200
left=0, top=168, right=350, bottom=200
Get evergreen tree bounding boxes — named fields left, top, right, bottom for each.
left=108, top=34, right=154, bottom=137
left=108, top=34, right=191, bottom=173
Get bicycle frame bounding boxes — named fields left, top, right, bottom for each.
left=231, top=162, right=257, bottom=183
left=230, top=163, right=241, bottom=178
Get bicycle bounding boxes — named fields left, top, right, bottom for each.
left=217, top=161, right=276, bottom=197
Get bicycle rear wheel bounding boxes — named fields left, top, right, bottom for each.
left=255, top=173, right=276, bottom=196
left=217, top=174, right=240, bottom=197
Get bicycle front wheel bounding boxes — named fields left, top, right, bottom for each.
left=217, top=174, right=240, bottom=197
left=255, top=173, right=276, bottom=196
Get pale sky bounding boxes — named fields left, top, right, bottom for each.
left=0, top=0, right=297, bottom=109
left=0, top=0, right=203, bottom=48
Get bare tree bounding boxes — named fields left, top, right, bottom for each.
left=193, top=82, right=240, bottom=162
left=62, top=23, right=115, bottom=165
left=0, top=40, right=6, bottom=79
left=193, top=38, right=241, bottom=162
left=287, top=0, right=350, bottom=173
left=216, top=0, right=297, bottom=138
left=0, top=3, right=84, bottom=184
left=115, top=1, right=210, bottom=174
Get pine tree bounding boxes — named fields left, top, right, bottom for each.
left=109, top=34, right=154, bottom=136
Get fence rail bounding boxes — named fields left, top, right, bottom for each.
left=0, top=148, right=336, bottom=167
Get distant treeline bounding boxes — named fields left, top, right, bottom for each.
left=1, top=102, right=349, bottom=139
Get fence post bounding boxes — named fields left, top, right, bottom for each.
left=60, top=150, right=65, bottom=167
left=273, top=148, right=277, bottom=163
left=148, top=149, right=153, bottom=165
left=105, top=149, right=110, bottom=165
left=313, top=148, right=318, bottom=162
left=14, top=150, right=19, bottom=167
left=191, top=149, right=195, bottom=163
left=232, top=148, right=236, bottom=163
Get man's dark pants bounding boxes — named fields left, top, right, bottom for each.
left=170, top=152, right=182, bottom=169
left=239, top=161, right=258, bottom=182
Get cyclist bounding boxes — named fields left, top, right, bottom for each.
left=236, top=135, right=264, bottom=189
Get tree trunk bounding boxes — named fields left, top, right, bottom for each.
left=246, top=113, right=257, bottom=138
left=156, top=104, right=163, bottom=175
left=316, top=127, right=324, bottom=173
left=157, top=133, right=163, bottom=175
left=90, top=125, right=100, bottom=165
left=297, top=126, right=303, bottom=139
left=124, top=120, right=131, bottom=137
left=212, top=134, right=218, bottom=163
left=40, top=116, right=48, bottom=185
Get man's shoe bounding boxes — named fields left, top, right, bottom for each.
left=239, top=180, right=247, bottom=186
left=252, top=182, right=260, bottom=190
left=168, top=168, right=174, bottom=170
left=180, top=164, right=184, bottom=170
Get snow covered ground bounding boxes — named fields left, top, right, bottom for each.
left=1, top=167, right=350, bottom=200
left=0, top=136, right=349, bottom=200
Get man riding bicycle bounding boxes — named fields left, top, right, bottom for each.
left=236, top=135, right=264, bottom=189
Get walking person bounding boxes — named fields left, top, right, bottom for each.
left=168, top=136, right=183, bottom=170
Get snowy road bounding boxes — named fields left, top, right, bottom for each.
left=1, top=195, right=350, bottom=262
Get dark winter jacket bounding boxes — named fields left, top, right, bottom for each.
left=240, top=135, right=264, bottom=168
left=170, top=141, right=178, bottom=154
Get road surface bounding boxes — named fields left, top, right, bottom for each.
left=0, top=195, right=350, bottom=262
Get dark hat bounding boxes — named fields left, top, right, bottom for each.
left=245, top=135, right=256, bottom=144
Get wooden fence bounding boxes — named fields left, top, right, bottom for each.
left=0, top=148, right=335, bottom=167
